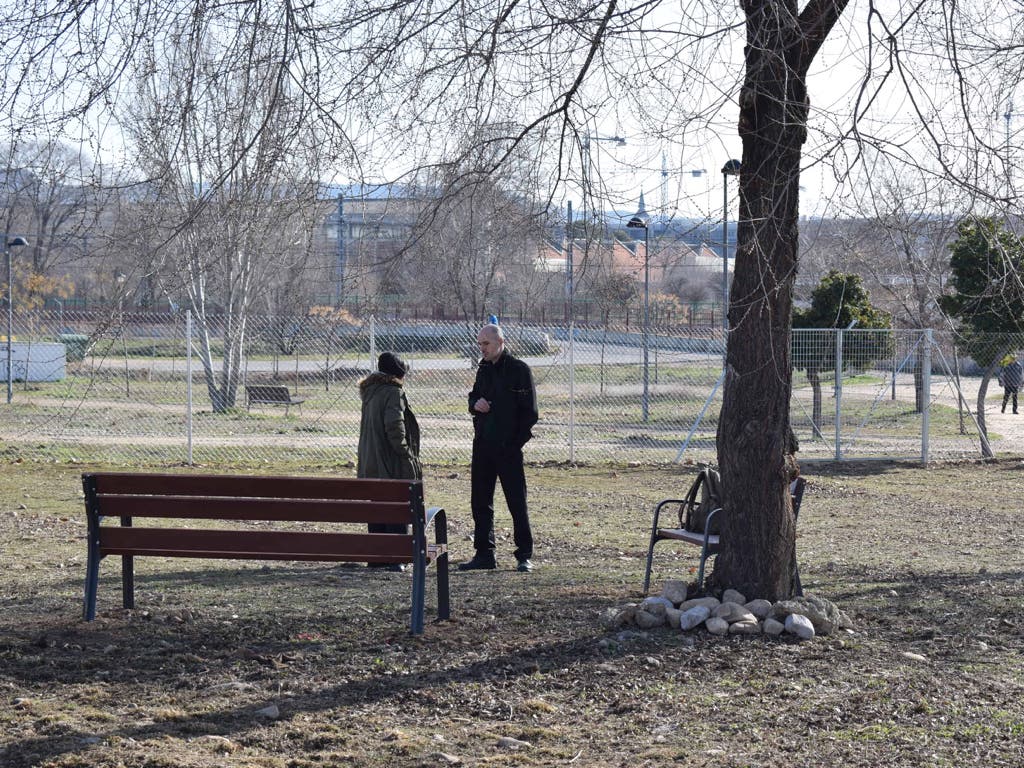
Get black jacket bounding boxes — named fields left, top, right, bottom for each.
left=468, top=350, right=538, bottom=449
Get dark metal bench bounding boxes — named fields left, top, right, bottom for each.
left=81, top=472, right=450, bottom=635
left=244, top=384, right=306, bottom=414
left=642, top=476, right=807, bottom=596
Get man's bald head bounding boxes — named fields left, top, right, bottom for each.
left=477, top=323, right=505, bottom=362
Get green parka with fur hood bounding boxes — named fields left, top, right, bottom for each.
left=357, top=372, right=422, bottom=480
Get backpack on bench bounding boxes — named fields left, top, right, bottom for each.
left=680, top=466, right=723, bottom=535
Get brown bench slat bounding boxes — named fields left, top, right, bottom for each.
left=99, top=527, right=431, bottom=561
left=91, top=473, right=411, bottom=502
left=95, top=495, right=413, bottom=524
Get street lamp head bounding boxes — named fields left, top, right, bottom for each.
left=6, top=236, right=27, bottom=248
left=721, top=159, right=741, bottom=176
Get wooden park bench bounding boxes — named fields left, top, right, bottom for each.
left=642, top=475, right=807, bottom=596
left=244, top=384, right=306, bottom=415
left=81, top=472, right=450, bottom=635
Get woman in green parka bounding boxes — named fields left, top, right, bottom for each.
left=357, top=352, right=422, bottom=563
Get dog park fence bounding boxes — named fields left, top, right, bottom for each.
left=0, top=308, right=1010, bottom=466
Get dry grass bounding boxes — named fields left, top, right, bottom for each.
left=1, top=456, right=1023, bottom=767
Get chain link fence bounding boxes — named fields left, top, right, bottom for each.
left=1, top=309, right=1016, bottom=466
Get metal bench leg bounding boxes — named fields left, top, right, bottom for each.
left=83, top=538, right=100, bottom=621
left=696, top=545, right=709, bottom=594
left=120, top=516, right=135, bottom=609
left=410, top=550, right=426, bottom=635
left=434, top=511, right=450, bottom=621
left=643, top=500, right=674, bottom=596
left=642, top=529, right=659, bottom=596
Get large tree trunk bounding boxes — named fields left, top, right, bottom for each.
left=713, top=0, right=847, bottom=600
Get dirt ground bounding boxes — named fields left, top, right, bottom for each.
left=1, top=457, right=1023, bottom=767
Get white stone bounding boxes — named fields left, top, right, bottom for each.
left=744, top=599, right=773, bottom=620
left=680, top=605, right=712, bottom=631
left=771, top=595, right=850, bottom=636
left=665, top=608, right=682, bottom=629
left=712, top=602, right=756, bottom=624
left=661, top=580, right=689, bottom=605
left=784, top=613, right=815, bottom=640
left=762, top=618, right=785, bottom=636
left=679, top=596, right=720, bottom=612
left=635, top=610, right=665, bottom=629
left=640, top=596, right=673, bottom=616
left=728, top=620, right=761, bottom=635
left=901, top=652, right=929, bottom=663
left=705, top=616, right=729, bottom=635
left=722, top=588, right=747, bottom=605
left=256, top=704, right=280, bottom=719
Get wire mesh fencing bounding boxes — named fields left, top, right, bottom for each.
left=1, top=309, right=1019, bottom=466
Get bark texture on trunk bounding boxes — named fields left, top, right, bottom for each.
left=713, top=0, right=848, bottom=600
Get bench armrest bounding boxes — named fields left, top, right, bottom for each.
left=425, top=505, right=444, bottom=527
left=651, top=498, right=686, bottom=533
left=703, top=506, right=724, bottom=536
left=425, top=506, right=448, bottom=546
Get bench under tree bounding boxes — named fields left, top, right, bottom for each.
left=642, top=476, right=807, bottom=596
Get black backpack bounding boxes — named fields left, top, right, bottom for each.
left=679, top=467, right=723, bottom=535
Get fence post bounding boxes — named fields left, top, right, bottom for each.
left=568, top=321, right=575, bottom=463
left=921, top=329, right=932, bottom=463
left=834, top=328, right=843, bottom=460
left=369, top=314, right=376, bottom=368
left=186, top=309, right=193, bottom=466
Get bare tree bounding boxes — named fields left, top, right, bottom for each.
left=122, top=16, right=329, bottom=411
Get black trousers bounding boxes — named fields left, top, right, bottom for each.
left=470, top=442, right=533, bottom=561
left=1003, top=386, right=1019, bottom=413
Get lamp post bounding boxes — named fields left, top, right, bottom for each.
left=571, top=134, right=626, bottom=324
left=5, top=235, right=29, bottom=404
left=115, top=271, right=130, bottom=397
left=626, top=194, right=651, bottom=423
left=721, top=159, right=741, bottom=339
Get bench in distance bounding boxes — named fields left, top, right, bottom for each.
left=244, top=384, right=306, bottom=415
left=81, top=472, right=450, bottom=635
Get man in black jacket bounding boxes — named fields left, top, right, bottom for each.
left=459, top=323, right=539, bottom=573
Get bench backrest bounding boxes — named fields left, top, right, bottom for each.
left=83, top=472, right=426, bottom=561
left=84, top=472, right=417, bottom=523
left=245, top=385, right=293, bottom=402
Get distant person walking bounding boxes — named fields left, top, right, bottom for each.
left=999, top=355, right=1024, bottom=414
left=357, top=352, right=421, bottom=571
left=459, top=323, right=539, bottom=573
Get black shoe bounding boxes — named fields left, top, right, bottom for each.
left=516, top=558, right=533, bottom=573
left=457, top=556, right=496, bottom=571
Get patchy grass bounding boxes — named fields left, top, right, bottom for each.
left=1, top=456, right=1023, bottom=767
